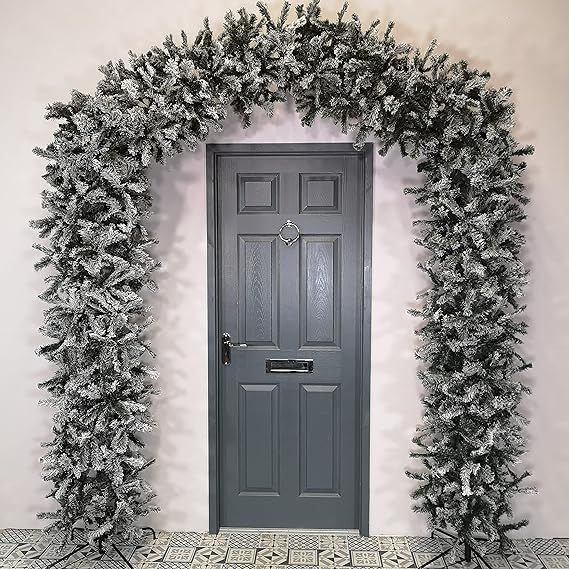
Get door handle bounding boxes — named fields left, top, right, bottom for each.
left=222, top=332, right=247, bottom=366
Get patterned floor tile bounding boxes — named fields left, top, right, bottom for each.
left=319, top=536, right=349, bottom=551
left=288, top=535, right=319, bottom=550
left=5, top=543, right=51, bottom=561
left=412, top=552, right=445, bottom=568
left=157, top=562, right=198, bottom=568
left=0, top=543, right=18, bottom=558
left=259, top=534, right=289, bottom=548
left=54, top=544, right=131, bottom=564
left=484, top=554, right=511, bottom=568
left=2, top=561, right=36, bottom=568
left=0, top=530, right=44, bottom=544
left=484, top=542, right=511, bottom=555
left=29, top=541, right=53, bottom=556
left=256, top=547, right=289, bottom=565
left=525, top=538, right=565, bottom=555
left=103, top=545, right=137, bottom=560
left=46, top=548, right=92, bottom=566
left=351, top=550, right=381, bottom=566
left=512, top=543, right=536, bottom=556
left=557, top=541, right=569, bottom=555
left=506, top=553, right=544, bottom=569
left=227, top=533, right=261, bottom=548
left=381, top=550, right=415, bottom=568
left=392, top=538, right=409, bottom=551
left=539, top=556, right=569, bottom=569
left=527, top=541, right=566, bottom=556
left=288, top=548, right=318, bottom=565
left=164, top=546, right=197, bottom=562
left=406, top=537, right=442, bottom=554
left=37, top=530, right=63, bottom=544
left=152, top=532, right=174, bottom=546
left=130, top=544, right=169, bottom=564
left=318, top=549, right=351, bottom=567
left=29, top=561, right=62, bottom=569
left=71, top=561, right=124, bottom=569
left=201, top=535, right=230, bottom=547
left=348, top=536, right=380, bottom=551
left=0, top=531, right=565, bottom=569
left=193, top=546, right=228, bottom=564
left=438, top=538, right=463, bottom=548
left=39, top=542, right=83, bottom=559
left=448, top=561, right=481, bottom=569
left=170, top=533, right=203, bottom=548
left=377, top=538, right=396, bottom=552
left=225, top=548, right=256, bottom=564
left=438, top=541, right=466, bottom=560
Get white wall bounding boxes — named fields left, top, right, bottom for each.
left=0, top=0, right=567, bottom=537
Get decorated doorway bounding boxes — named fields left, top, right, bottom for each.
left=32, top=0, right=533, bottom=552
left=207, top=143, right=373, bottom=532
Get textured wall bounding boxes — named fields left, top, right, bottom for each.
left=0, top=0, right=567, bottom=536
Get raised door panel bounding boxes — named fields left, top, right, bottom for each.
left=299, top=384, right=341, bottom=495
left=300, top=235, right=341, bottom=348
left=237, top=173, right=280, bottom=213
left=238, top=384, right=280, bottom=494
left=299, top=173, right=342, bottom=213
left=238, top=236, right=278, bottom=347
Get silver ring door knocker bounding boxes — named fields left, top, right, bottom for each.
left=278, top=219, right=300, bottom=247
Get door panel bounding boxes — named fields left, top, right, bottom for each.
left=299, top=384, right=341, bottom=496
left=237, top=173, right=280, bottom=213
left=300, top=173, right=342, bottom=213
left=238, top=236, right=278, bottom=346
left=238, top=384, right=280, bottom=494
left=300, top=235, right=341, bottom=347
left=215, top=147, right=367, bottom=530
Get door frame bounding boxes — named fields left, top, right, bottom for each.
left=206, top=143, right=374, bottom=535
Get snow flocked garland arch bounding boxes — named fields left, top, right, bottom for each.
left=33, top=0, right=534, bottom=548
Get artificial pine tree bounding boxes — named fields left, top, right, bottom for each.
left=33, top=0, right=533, bottom=548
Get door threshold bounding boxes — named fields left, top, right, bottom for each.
left=219, top=527, right=361, bottom=535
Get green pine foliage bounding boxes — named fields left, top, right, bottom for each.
left=33, top=0, right=533, bottom=546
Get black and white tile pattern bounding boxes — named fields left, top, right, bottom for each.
left=0, top=529, right=567, bottom=569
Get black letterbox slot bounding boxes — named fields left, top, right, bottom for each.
left=265, top=359, right=314, bottom=373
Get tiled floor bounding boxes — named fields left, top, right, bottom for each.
left=0, top=529, right=568, bottom=569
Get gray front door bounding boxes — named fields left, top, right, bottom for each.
left=211, top=144, right=371, bottom=530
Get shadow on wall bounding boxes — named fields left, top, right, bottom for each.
left=368, top=147, right=427, bottom=535
left=145, top=147, right=209, bottom=529
left=514, top=158, right=569, bottom=533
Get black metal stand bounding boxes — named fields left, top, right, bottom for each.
left=45, top=526, right=157, bottom=569
left=418, top=528, right=493, bottom=569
